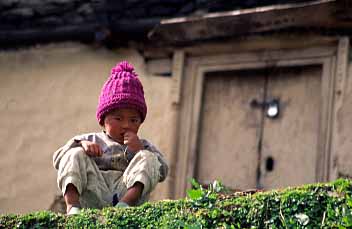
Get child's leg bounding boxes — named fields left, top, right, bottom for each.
left=64, top=183, right=80, bottom=212
left=117, top=151, right=161, bottom=206
left=57, top=147, right=114, bottom=210
left=120, top=182, right=144, bottom=206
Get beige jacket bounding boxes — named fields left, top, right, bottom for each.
left=53, top=131, right=168, bottom=182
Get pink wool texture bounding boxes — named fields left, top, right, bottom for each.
left=96, top=61, right=147, bottom=124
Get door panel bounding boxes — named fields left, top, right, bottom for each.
left=260, top=65, right=322, bottom=189
left=196, top=70, right=265, bottom=190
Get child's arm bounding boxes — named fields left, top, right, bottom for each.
left=53, top=136, right=82, bottom=170
left=80, top=140, right=103, bottom=157
left=53, top=134, right=101, bottom=170
left=123, top=131, right=143, bottom=153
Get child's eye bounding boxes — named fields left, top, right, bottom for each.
left=130, top=118, right=140, bottom=124
left=114, top=117, right=122, bottom=121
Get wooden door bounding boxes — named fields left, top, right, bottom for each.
left=260, top=65, right=322, bottom=189
left=196, top=69, right=265, bottom=190
left=196, top=65, right=323, bottom=190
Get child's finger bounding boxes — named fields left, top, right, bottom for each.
left=93, top=144, right=101, bottom=156
left=87, top=145, right=94, bottom=155
left=83, top=144, right=89, bottom=152
left=123, top=134, right=129, bottom=145
left=123, top=132, right=128, bottom=139
left=97, top=146, right=103, bottom=156
left=85, top=149, right=93, bottom=156
left=89, top=145, right=96, bottom=155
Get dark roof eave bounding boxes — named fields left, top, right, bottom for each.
left=148, top=0, right=352, bottom=44
left=0, top=17, right=163, bottom=48
left=0, top=23, right=98, bottom=48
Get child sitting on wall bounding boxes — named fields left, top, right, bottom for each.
left=53, top=61, right=168, bottom=215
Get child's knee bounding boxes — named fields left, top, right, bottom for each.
left=136, top=151, right=159, bottom=165
left=65, top=147, right=87, bottom=161
left=135, top=151, right=161, bottom=176
left=124, top=151, right=161, bottom=194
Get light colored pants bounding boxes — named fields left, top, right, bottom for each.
left=57, top=147, right=161, bottom=209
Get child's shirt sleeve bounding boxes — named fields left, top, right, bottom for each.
left=52, top=134, right=90, bottom=170
left=141, top=139, right=169, bottom=182
left=52, top=132, right=122, bottom=171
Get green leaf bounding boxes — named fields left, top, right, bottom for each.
left=187, top=189, right=203, bottom=200
left=190, top=178, right=201, bottom=189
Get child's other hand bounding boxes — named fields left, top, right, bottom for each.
left=123, top=131, right=143, bottom=153
left=80, top=140, right=103, bottom=157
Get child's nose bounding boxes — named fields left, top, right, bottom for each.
left=121, top=120, right=129, bottom=128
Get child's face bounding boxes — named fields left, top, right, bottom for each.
left=103, top=108, right=142, bottom=144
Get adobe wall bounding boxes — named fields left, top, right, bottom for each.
left=1, top=40, right=351, bottom=214
left=0, top=43, right=174, bottom=214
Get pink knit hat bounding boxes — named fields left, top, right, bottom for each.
left=96, top=61, right=147, bottom=125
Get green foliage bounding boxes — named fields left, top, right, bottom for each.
left=1, top=179, right=352, bottom=228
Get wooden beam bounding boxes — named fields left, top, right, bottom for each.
left=142, top=35, right=338, bottom=59
left=149, top=0, right=352, bottom=44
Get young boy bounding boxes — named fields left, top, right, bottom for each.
left=53, top=61, right=168, bottom=215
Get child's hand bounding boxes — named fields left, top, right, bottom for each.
left=80, top=140, right=103, bottom=157
left=123, top=131, right=143, bottom=153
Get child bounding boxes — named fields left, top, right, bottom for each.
left=53, top=61, right=168, bottom=215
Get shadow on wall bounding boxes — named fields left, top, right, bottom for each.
left=48, top=195, right=66, bottom=214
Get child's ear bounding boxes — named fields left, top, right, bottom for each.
left=100, top=121, right=105, bottom=128
left=99, top=115, right=106, bottom=127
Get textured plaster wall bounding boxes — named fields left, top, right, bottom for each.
left=0, top=43, right=173, bottom=214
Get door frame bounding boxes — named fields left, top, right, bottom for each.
left=173, top=38, right=349, bottom=198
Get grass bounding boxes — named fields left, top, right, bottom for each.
left=1, top=178, right=352, bottom=228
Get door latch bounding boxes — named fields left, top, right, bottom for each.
left=250, top=98, right=280, bottom=119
